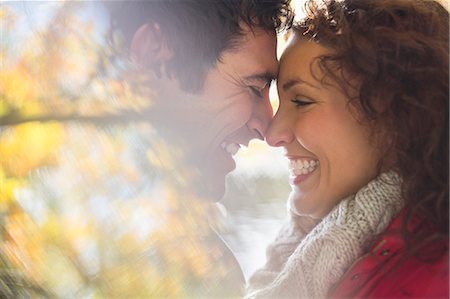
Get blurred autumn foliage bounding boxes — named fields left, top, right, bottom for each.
left=0, top=2, right=242, bottom=297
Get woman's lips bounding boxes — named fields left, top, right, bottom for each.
left=287, top=157, right=319, bottom=185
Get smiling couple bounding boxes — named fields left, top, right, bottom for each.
left=111, top=0, right=449, bottom=298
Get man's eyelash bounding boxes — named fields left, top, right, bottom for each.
left=249, top=86, right=263, bottom=97
left=249, top=79, right=274, bottom=98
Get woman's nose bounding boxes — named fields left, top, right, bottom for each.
left=265, top=110, right=293, bottom=147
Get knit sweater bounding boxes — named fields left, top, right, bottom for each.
left=245, top=172, right=404, bottom=299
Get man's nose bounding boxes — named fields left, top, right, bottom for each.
left=247, top=95, right=274, bottom=140
left=266, top=108, right=293, bottom=147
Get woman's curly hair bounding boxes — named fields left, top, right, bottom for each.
left=295, top=0, right=449, bottom=246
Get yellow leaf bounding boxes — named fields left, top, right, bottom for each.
left=0, top=123, right=64, bottom=176
left=0, top=170, right=25, bottom=211
left=0, top=65, right=39, bottom=109
left=0, top=99, right=11, bottom=117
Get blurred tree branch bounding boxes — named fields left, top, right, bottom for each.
left=0, top=108, right=158, bottom=127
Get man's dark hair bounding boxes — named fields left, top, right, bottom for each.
left=106, top=0, right=293, bottom=92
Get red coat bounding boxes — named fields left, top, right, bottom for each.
left=329, top=210, right=449, bottom=299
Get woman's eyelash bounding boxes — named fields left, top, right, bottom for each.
left=291, top=99, right=313, bottom=107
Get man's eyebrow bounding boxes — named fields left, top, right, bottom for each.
left=244, top=72, right=277, bottom=83
left=282, top=78, right=318, bottom=91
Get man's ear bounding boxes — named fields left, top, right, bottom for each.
left=130, top=22, right=172, bottom=68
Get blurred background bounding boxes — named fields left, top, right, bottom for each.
left=0, top=2, right=303, bottom=296
left=3, top=0, right=447, bottom=297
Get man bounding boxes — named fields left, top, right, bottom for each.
left=108, top=0, right=293, bottom=199
left=106, top=1, right=294, bottom=297
left=0, top=1, right=293, bottom=298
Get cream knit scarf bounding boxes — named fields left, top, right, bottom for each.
left=245, top=172, right=404, bottom=299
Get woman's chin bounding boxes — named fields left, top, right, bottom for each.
left=288, top=192, right=310, bottom=217
left=288, top=192, right=327, bottom=219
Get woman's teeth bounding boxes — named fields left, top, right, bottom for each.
left=288, top=159, right=319, bottom=176
left=221, top=141, right=240, bottom=156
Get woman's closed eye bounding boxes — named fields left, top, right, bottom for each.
left=291, top=97, right=314, bottom=107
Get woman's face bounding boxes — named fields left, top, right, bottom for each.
left=267, top=35, right=382, bottom=219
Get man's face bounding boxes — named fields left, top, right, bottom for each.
left=154, top=26, right=277, bottom=199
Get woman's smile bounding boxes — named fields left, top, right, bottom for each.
left=287, top=157, right=319, bottom=185
left=266, top=36, right=382, bottom=218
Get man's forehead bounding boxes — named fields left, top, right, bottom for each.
left=232, top=26, right=277, bottom=50
left=223, top=35, right=277, bottom=72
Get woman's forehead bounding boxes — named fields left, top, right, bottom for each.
left=278, top=38, right=328, bottom=82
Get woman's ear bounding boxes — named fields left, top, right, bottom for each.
left=130, top=22, right=172, bottom=68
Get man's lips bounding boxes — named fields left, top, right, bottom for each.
left=220, top=141, right=241, bottom=156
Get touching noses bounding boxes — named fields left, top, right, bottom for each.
left=247, top=94, right=274, bottom=140
left=266, top=107, right=293, bottom=147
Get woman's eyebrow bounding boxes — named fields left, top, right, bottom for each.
left=282, top=78, right=318, bottom=92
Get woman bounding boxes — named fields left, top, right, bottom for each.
left=246, top=0, right=449, bottom=298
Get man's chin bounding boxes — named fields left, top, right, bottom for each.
left=187, top=153, right=233, bottom=202
left=198, top=182, right=225, bottom=202
left=192, top=173, right=227, bottom=202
